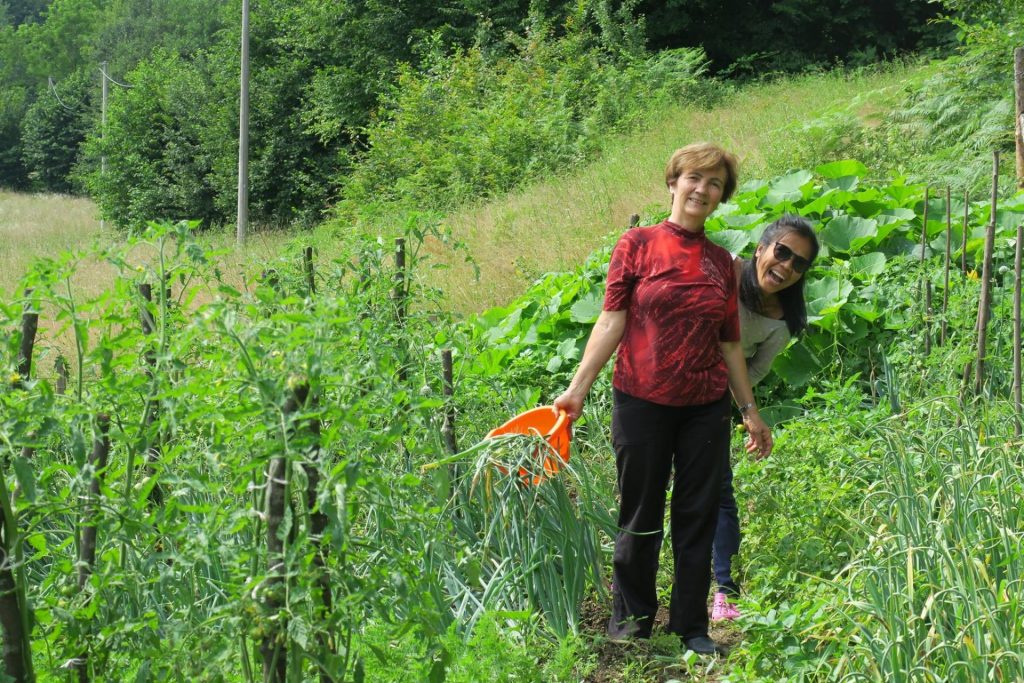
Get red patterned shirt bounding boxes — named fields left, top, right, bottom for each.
left=604, top=220, right=739, bottom=406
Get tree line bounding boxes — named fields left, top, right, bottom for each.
left=0, top=0, right=948, bottom=229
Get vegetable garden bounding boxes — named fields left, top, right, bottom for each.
left=2, top=158, right=1022, bottom=681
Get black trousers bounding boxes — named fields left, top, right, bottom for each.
left=608, top=389, right=730, bottom=640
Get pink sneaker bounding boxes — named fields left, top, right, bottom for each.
left=711, top=592, right=741, bottom=621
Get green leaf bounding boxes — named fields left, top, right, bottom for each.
left=849, top=252, right=886, bottom=276
left=844, top=303, right=882, bottom=322
left=761, top=170, right=814, bottom=207
left=707, top=229, right=751, bottom=254
left=773, top=342, right=820, bottom=386
left=806, top=276, right=854, bottom=330
left=815, top=159, right=868, bottom=179
left=569, top=291, right=603, bottom=324
left=14, top=456, right=36, bottom=502
left=821, top=215, right=878, bottom=253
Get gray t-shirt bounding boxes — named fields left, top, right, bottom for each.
left=739, top=302, right=790, bottom=386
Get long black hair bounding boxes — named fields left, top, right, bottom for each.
left=739, top=214, right=820, bottom=336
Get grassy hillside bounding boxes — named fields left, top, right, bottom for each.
left=1, top=60, right=932, bottom=314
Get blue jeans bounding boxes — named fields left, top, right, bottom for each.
left=712, top=456, right=740, bottom=597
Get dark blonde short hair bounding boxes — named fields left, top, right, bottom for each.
left=664, top=142, right=739, bottom=201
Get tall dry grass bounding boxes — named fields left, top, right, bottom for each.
left=1, top=61, right=929, bottom=326
left=430, top=62, right=930, bottom=313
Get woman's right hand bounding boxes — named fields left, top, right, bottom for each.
left=553, top=390, right=585, bottom=422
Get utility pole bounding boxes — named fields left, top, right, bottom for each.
left=237, top=0, right=250, bottom=245
left=101, top=61, right=108, bottom=231
left=1015, top=48, right=1024, bottom=188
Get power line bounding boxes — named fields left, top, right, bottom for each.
left=47, top=77, right=79, bottom=112
left=99, top=64, right=133, bottom=89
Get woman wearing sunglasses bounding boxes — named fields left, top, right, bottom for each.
left=711, top=214, right=819, bottom=622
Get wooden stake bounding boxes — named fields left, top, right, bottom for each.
left=1013, top=223, right=1022, bottom=437
left=942, top=187, right=951, bottom=345
left=441, top=350, right=457, bottom=455
left=303, top=246, right=316, bottom=296
left=261, top=403, right=289, bottom=683
left=76, top=413, right=111, bottom=682
left=975, top=151, right=1000, bottom=395
left=1015, top=48, right=1024, bottom=188
left=55, top=356, right=68, bottom=396
left=919, top=187, right=929, bottom=306
left=15, top=289, right=38, bottom=389
left=393, top=238, right=407, bottom=325
left=925, top=280, right=933, bottom=356
left=290, top=384, right=334, bottom=679
left=0, top=449, right=34, bottom=680
left=138, top=284, right=163, bottom=507
left=920, top=186, right=930, bottom=261
left=962, top=190, right=970, bottom=273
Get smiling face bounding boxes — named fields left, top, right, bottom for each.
left=754, top=230, right=816, bottom=294
left=668, top=165, right=727, bottom=229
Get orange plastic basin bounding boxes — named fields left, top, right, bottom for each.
left=486, top=407, right=571, bottom=484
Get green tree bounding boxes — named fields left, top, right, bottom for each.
left=21, top=67, right=92, bottom=192
left=85, top=50, right=220, bottom=227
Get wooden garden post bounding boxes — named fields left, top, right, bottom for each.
left=261, top=430, right=289, bottom=683
left=55, top=356, right=68, bottom=395
left=441, top=349, right=457, bottom=455
left=1013, top=224, right=1022, bottom=437
left=974, top=152, right=999, bottom=395
left=942, top=187, right=951, bottom=345
left=303, top=246, right=316, bottom=296
left=14, top=289, right=37, bottom=389
left=962, top=190, right=970, bottom=274
left=138, top=284, right=163, bottom=506
left=1014, top=48, right=1024, bottom=188
left=76, top=414, right=111, bottom=682
left=0, top=432, right=34, bottom=681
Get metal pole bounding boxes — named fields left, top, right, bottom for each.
left=237, top=0, right=250, bottom=245
left=101, top=61, right=108, bottom=231
left=1014, top=47, right=1024, bottom=188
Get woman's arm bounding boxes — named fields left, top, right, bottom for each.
left=721, top=340, right=773, bottom=458
left=553, top=309, right=627, bottom=421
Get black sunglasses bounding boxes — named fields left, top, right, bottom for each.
left=772, top=242, right=813, bottom=273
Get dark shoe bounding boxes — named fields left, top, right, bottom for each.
left=683, top=635, right=726, bottom=656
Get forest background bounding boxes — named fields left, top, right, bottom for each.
left=1, top=0, right=952, bottom=231
left=2, top=0, right=1024, bottom=681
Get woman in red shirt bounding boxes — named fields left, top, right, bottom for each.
left=554, top=142, right=771, bottom=656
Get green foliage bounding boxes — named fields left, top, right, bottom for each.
left=1, top=217, right=613, bottom=678
left=339, top=34, right=711, bottom=215
left=639, top=0, right=949, bottom=75
left=83, top=50, right=221, bottom=228
left=20, top=67, right=91, bottom=193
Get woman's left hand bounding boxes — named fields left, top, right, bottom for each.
left=742, top=410, right=773, bottom=459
